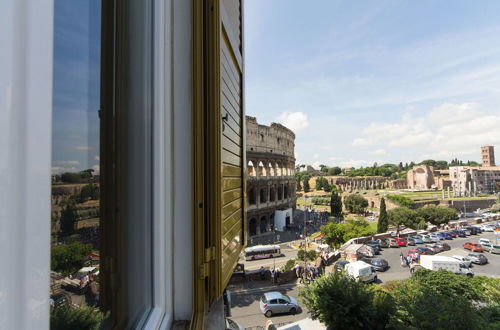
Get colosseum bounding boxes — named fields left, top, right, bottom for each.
left=246, top=116, right=296, bottom=238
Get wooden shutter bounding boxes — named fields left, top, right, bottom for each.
left=215, top=0, right=246, bottom=298
left=193, top=0, right=245, bottom=316
left=209, top=0, right=246, bottom=298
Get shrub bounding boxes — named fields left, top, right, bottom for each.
left=50, top=305, right=104, bottom=330
left=386, top=194, right=416, bottom=209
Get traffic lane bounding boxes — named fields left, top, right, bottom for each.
left=230, top=283, right=308, bottom=328
left=375, top=231, right=500, bottom=283
left=241, top=248, right=298, bottom=271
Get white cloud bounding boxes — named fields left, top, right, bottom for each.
left=351, top=102, right=500, bottom=161
left=91, top=164, right=100, bottom=175
left=313, top=154, right=319, bottom=159
left=94, top=155, right=100, bottom=161
left=351, top=138, right=373, bottom=146
left=51, top=166, right=78, bottom=174
left=54, top=160, right=80, bottom=165
left=275, top=112, right=309, bottom=132
left=370, top=149, right=387, bottom=155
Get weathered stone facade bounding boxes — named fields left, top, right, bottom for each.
left=449, top=166, right=500, bottom=195
left=246, top=116, right=296, bottom=237
left=481, top=145, right=495, bottom=167
left=407, top=165, right=435, bottom=190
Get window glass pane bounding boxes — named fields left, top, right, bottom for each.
left=51, top=0, right=104, bottom=327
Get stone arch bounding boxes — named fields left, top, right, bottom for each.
left=268, top=163, right=275, bottom=176
left=260, top=216, right=268, bottom=233
left=249, top=218, right=257, bottom=236
left=269, top=187, right=276, bottom=202
left=371, top=201, right=375, bottom=208
left=247, top=160, right=256, bottom=177
left=258, top=161, right=266, bottom=177
left=276, top=163, right=282, bottom=176
left=270, top=213, right=275, bottom=231
left=248, top=187, right=256, bottom=205
left=284, top=184, right=289, bottom=199
left=278, top=186, right=283, bottom=200
left=260, top=187, right=267, bottom=203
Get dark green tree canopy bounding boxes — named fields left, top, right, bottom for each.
left=377, top=198, right=388, bottom=233
left=344, top=194, right=369, bottom=214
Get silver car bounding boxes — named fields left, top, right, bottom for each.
left=260, top=292, right=299, bottom=317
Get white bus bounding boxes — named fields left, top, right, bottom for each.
left=244, top=245, right=281, bottom=261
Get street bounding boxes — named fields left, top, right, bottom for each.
left=375, top=230, right=500, bottom=283
left=229, top=281, right=308, bottom=329
left=229, top=229, right=500, bottom=329
left=241, top=247, right=298, bottom=271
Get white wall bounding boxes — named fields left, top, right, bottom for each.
left=0, top=1, right=53, bottom=329
left=274, top=208, right=293, bottom=232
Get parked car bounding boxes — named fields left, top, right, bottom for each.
left=435, top=242, right=451, bottom=251
left=361, top=257, right=389, bottom=272
left=364, top=241, right=381, bottom=254
left=451, top=255, right=473, bottom=267
left=334, top=260, right=350, bottom=272
left=420, top=255, right=474, bottom=277
left=387, top=238, right=399, bottom=248
left=465, top=227, right=479, bottom=235
left=395, top=237, right=407, bottom=247
left=441, top=232, right=453, bottom=240
left=463, top=242, right=484, bottom=252
left=489, top=245, right=500, bottom=254
left=411, top=235, right=424, bottom=244
left=481, top=225, right=495, bottom=232
left=471, top=226, right=483, bottom=234
left=226, top=318, right=244, bottom=330
left=416, top=246, right=434, bottom=255
left=429, top=234, right=440, bottom=242
left=49, top=293, right=69, bottom=308
left=426, top=244, right=442, bottom=253
left=260, top=292, right=299, bottom=317
left=407, top=249, right=421, bottom=258
left=376, top=239, right=389, bottom=248
left=467, top=253, right=488, bottom=265
left=479, top=238, right=491, bottom=245
left=452, top=230, right=467, bottom=238
left=481, top=243, right=492, bottom=251
left=463, top=229, right=471, bottom=236
left=446, top=231, right=457, bottom=238
left=421, top=235, right=432, bottom=243
left=406, top=238, right=416, bottom=246
left=436, top=232, right=447, bottom=240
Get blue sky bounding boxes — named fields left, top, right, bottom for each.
left=245, top=0, right=500, bottom=168
left=52, top=0, right=100, bottom=174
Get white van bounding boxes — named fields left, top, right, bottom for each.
left=420, top=255, right=474, bottom=277
left=345, top=261, right=377, bottom=283
left=489, top=245, right=500, bottom=254
left=479, top=238, right=491, bottom=245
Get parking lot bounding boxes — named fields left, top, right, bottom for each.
left=375, top=230, right=500, bottom=283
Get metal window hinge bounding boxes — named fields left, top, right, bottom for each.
left=205, top=247, right=215, bottom=263
left=199, top=263, right=210, bottom=279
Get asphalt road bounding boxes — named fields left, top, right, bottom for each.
left=230, top=282, right=308, bottom=329
left=230, top=227, right=499, bottom=328
left=375, top=230, right=500, bottom=283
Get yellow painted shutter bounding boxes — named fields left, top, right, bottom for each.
left=217, top=0, right=245, bottom=296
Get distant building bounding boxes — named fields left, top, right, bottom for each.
left=449, top=166, right=500, bottom=195
left=407, top=165, right=435, bottom=190
left=246, top=116, right=296, bottom=237
left=481, top=145, right=495, bottom=167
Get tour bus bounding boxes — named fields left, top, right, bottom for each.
left=244, top=245, right=282, bottom=261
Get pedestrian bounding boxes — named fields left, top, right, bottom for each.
left=260, top=266, right=266, bottom=280
left=294, top=263, right=301, bottom=278
left=270, top=269, right=275, bottom=284
left=405, top=256, right=410, bottom=267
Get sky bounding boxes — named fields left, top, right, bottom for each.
left=52, top=0, right=100, bottom=174
left=245, top=0, right=500, bottom=169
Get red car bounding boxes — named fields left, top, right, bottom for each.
left=463, top=242, right=484, bottom=252
left=395, top=237, right=407, bottom=247
left=446, top=231, right=457, bottom=238
left=407, top=249, right=420, bottom=257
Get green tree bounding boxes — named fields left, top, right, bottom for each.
left=387, top=207, right=417, bottom=233
left=299, top=272, right=395, bottom=330
left=60, top=201, right=78, bottom=235
left=330, top=191, right=343, bottom=218
left=303, top=177, right=310, bottom=193
left=51, top=305, right=104, bottom=330
left=51, top=241, right=92, bottom=275
left=386, top=194, right=416, bottom=208
left=344, top=194, right=369, bottom=214
left=328, top=166, right=342, bottom=175
left=315, top=176, right=329, bottom=190
left=320, top=222, right=346, bottom=248
left=377, top=198, right=388, bottom=233
left=342, top=219, right=375, bottom=241
left=416, top=206, right=457, bottom=226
